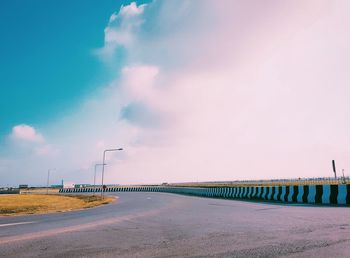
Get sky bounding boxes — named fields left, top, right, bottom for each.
left=1, top=0, right=350, bottom=187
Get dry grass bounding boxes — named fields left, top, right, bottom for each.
left=0, top=194, right=115, bottom=216
left=20, top=188, right=60, bottom=194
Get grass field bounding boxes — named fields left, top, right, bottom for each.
left=20, top=188, right=60, bottom=194
left=0, top=194, right=115, bottom=216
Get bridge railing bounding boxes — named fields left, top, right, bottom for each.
left=59, top=184, right=350, bottom=206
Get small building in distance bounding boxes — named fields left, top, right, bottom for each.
left=74, top=184, right=92, bottom=188
left=19, top=184, right=29, bottom=189
left=63, top=182, right=75, bottom=189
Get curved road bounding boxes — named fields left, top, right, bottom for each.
left=1, top=192, right=350, bottom=257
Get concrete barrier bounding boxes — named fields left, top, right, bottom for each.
left=58, top=184, right=350, bottom=206
left=308, top=185, right=316, bottom=204
left=297, top=185, right=304, bottom=203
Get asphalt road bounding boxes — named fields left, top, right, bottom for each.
left=1, top=192, right=350, bottom=258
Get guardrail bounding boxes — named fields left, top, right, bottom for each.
left=59, top=184, right=350, bottom=206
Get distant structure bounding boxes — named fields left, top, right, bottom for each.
left=19, top=184, right=28, bottom=189
left=74, top=184, right=92, bottom=188
left=332, top=160, right=337, bottom=178
left=0, top=187, right=19, bottom=194
left=51, top=184, right=64, bottom=188
left=63, top=181, right=75, bottom=189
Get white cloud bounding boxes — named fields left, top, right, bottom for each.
left=119, top=2, right=146, bottom=17
left=121, top=65, right=159, bottom=101
left=10, top=124, right=44, bottom=143
left=96, top=2, right=146, bottom=60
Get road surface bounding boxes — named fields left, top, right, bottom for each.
left=1, top=192, right=350, bottom=257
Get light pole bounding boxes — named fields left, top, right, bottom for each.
left=94, top=163, right=106, bottom=196
left=46, top=168, right=56, bottom=194
left=101, top=148, right=123, bottom=199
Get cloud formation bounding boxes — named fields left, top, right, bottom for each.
left=2, top=1, right=350, bottom=186
left=11, top=124, right=44, bottom=143
left=92, top=0, right=350, bottom=184
left=97, top=2, right=146, bottom=60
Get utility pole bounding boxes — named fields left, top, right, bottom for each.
left=46, top=168, right=55, bottom=194
left=332, top=160, right=337, bottom=179
left=46, top=170, right=50, bottom=194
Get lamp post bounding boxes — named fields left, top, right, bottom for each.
left=46, top=168, right=56, bottom=194
left=94, top=163, right=106, bottom=196
left=101, top=148, right=123, bottom=199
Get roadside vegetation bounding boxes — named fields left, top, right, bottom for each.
left=20, top=188, right=60, bottom=194
left=0, top=194, right=114, bottom=216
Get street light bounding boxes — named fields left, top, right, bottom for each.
left=94, top=163, right=106, bottom=196
left=46, top=168, right=56, bottom=194
left=101, top=148, right=123, bottom=199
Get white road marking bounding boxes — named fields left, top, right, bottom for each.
left=0, top=221, right=36, bottom=228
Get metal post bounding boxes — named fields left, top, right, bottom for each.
left=94, top=165, right=97, bottom=196
left=94, top=163, right=105, bottom=196
left=101, top=148, right=123, bottom=199
left=101, top=151, right=106, bottom=199
left=46, top=168, right=55, bottom=194
left=332, top=160, right=337, bottom=178
left=46, top=170, right=50, bottom=195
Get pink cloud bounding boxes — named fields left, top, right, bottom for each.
left=121, top=65, right=159, bottom=101
left=11, top=124, right=44, bottom=143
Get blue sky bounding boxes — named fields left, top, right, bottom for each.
left=0, top=0, right=148, bottom=138
left=1, top=1, right=350, bottom=187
